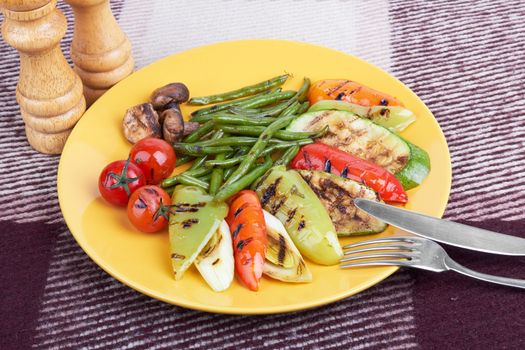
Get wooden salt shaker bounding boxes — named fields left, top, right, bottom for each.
left=1, top=0, right=86, bottom=154
left=65, top=0, right=134, bottom=106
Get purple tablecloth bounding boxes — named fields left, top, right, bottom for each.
left=1, top=0, right=524, bottom=349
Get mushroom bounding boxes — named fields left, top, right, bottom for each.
left=150, top=82, right=190, bottom=110
left=150, top=82, right=193, bottom=143
left=122, top=103, right=161, bottom=144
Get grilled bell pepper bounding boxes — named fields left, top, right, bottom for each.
left=307, top=79, right=404, bottom=107
left=252, top=166, right=342, bottom=265
left=291, top=143, right=408, bottom=204
left=169, top=186, right=228, bottom=280
left=307, top=100, right=416, bottom=133
left=225, top=190, right=267, bottom=291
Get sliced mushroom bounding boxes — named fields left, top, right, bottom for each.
left=162, top=104, right=185, bottom=143
left=150, top=83, right=190, bottom=110
left=183, top=121, right=200, bottom=136
left=122, top=103, right=161, bottom=144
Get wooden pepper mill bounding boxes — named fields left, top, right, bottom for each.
left=1, top=0, right=86, bottom=154
left=65, top=0, right=134, bottom=106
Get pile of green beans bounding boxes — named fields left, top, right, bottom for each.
left=162, top=76, right=319, bottom=201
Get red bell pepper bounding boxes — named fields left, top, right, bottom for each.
left=290, top=143, right=408, bottom=204
left=225, top=190, right=267, bottom=291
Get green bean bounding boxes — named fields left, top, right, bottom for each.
left=182, top=120, right=215, bottom=142
left=178, top=174, right=209, bottom=191
left=189, top=130, right=223, bottom=170
left=212, top=114, right=277, bottom=126
left=209, top=154, right=225, bottom=196
left=274, top=145, right=300, bottom=166
left=228, top=97, right=297, bottom=118
left=278, top=100, right=301, bottom=117
left=197, top=173, right=212, bottom=182
left=224, top=105, right=300, bottom=186
left=188, top=74, right=289, bottom=105
left=295, top=77, right=311, bottom=102
left=214, top=155, right=273, bottom=202
left=175, top=155, right=193, bottom=167
left=191, top=90, right=295, bottom=118
left=217, top=124, right=328, bottom=141
left=172, top=144, right=233, bottom=156
left=296, top=101, right=310, bottom=115
left=161, top=167, right=213, bottom=188
left=260, top=139, right=313, bottom=155
left=205, top=156, right=243, bottom=168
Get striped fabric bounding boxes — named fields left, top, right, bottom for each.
left=0, top=0, right=523, bottom=349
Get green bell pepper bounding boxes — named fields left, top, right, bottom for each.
left=169, top=185, right=228, bottom=280
left=252, top=166, right=343, bottom=265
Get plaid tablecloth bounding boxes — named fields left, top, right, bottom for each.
left=1, top=1, right=524, bottom=349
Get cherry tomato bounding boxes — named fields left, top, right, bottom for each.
left=129, top=138, right=176, bottom=184
left=127, top=185, right=172, bottom=233
left=98, top=159, right=146, bottom=206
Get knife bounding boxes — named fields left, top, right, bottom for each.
left=353, top=198, right=525, bottom=256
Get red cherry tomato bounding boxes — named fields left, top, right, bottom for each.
left=98, top=159, right=145, bottom=206
left=129, top=138, right=176, bottom=184
left=127, top=185, right=172, bottom=233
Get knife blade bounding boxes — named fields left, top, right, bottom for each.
left=354, top=198, right=525, bottom=256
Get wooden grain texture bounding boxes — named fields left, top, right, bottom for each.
left=66, top=0, right=134, bottom=106
left=1, top=0, right=86, bottom=154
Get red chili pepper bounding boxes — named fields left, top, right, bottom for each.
left=291, top=143, right=408, bottom=204
left=225, top=190, right=267, bottom=291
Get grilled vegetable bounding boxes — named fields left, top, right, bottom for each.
left=169, top=186, right=228, bottom=280
left=298, top=170, right=387, bottom=236
left=252, top=166, right=342, bottom=265
left=308, top=100, right=416, bottom=133
left=286, top=110, right=430, bottom=189
left=194, top=220, right=234, bottom=292
left=189, top=74, right=289, bottom=105
left=307, top=79, right=403, bottom=107
left=225, top=190, right=267, bottom=291
left=290, top=143, right=407, bottom=203
left=263, top=210, right=312, bottom=282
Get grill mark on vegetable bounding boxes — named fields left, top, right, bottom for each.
left=212, top=258, right=220, bottom=266
left=173, top=202, right=206, bottom=212
left=278, top=235, right=286, bottom=265
left=236, top=237, right=253, bottom=251
left=269, top=196, right=286, bottom=215
left=232, top=223, right=243, bottom=239
left=286, top=207, right=297, bottom=224
left=379, top=108, right=389, bottom=116
left=308, top=111, right=331, bottom=128
left=324, top=159, right=332, bottom=172
left=233, top=206, right=245, bottom=218
left=341, top=167, right=349, bottom=178
left=326, top=80, right=350, bottom=95
left=171, top=253, right=186, bottom=260
left=135, top=196, right=147, bottom=209
left=298, top=218, right=306, bottom=231
left=380, top=98, right=388, bottom=106
left=335, top=92, right=345, bottom=100
left=260, top=176, right=282, bottom=206
left=181, top=218, right=199, bottom=228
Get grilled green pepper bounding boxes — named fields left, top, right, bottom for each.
left=252, top=166, right=342, bottom=265
left=169, top=185, right=228, bottom=280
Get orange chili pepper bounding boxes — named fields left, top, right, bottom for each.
left=307, top=79, right=404, bottom=107
left=225, top=190, right=267, bottom=291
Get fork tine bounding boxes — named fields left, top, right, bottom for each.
left=340, top=260, right=412, bottom=268
left=343, top=237, right=416, bottom=249
left=340, top=252, right=416, bottom=263
left=343, top=245, right=415, bottom=255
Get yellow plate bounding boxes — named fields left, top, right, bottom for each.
left=58, top=40, right=451, bottom=314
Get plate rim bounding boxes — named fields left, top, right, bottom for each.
left=57, top=38, right=451, bottom=315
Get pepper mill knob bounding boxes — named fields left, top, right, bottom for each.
left=1, top=0, right=86, bottom=154
left=65, top=0, right=134, bottom=106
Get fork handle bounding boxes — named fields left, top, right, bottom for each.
left=445, top=256, right=525, bottom=289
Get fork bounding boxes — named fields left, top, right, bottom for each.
left=341, top=236, right=525, bottom=289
